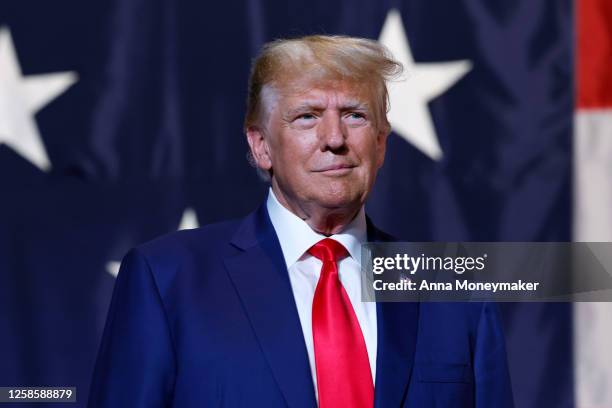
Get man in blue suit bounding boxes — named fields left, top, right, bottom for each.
left=89, top=35, right=514, bottom=407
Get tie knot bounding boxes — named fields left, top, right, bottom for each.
left=308, top=238, right=349, bottom=263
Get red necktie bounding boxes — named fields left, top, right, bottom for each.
left=309, top=238, right=374, bottom=408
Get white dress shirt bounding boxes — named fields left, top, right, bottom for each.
left=266, top=188, right=377, bottom=399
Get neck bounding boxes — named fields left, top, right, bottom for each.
left=271, top=185, right=361, bottom=236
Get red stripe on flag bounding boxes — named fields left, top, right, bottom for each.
left=577, top=0, right=612, bottom=108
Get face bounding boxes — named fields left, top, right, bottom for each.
left=247, top=80, right=388, bottom=216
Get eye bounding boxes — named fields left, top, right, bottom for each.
left=290, top=112, right=318, bottom=129
left=295, top=113, right=316, bottom=121
left=345, top=111, right=367, bottom=125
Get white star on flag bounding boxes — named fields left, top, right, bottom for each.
left=106, top=208, right=199, bottom=278
left=106, top=261, right=121, bottom=279
left=177, top=207, right=199, bottom=230
left=0, top=27, right=78, bottom=171
left=379, top=10, right=472, bottom=161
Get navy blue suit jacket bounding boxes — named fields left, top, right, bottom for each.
left=88, top=204, right=514, bottom=407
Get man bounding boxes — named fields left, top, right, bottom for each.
left=88, top=35, right=514, bottom=407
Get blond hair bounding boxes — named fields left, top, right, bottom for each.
left=244, top=35, right=403, bottom=133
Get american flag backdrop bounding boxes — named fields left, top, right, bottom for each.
left=0, top=0, right=610, bottom=407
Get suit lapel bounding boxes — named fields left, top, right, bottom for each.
left=368, top=220, right=420, bottom=408
left=224, top=205, right=316, bottom=408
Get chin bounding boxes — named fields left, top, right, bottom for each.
left=314, top=186, right=363, bottom=210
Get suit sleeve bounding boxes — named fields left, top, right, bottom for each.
left=88, top=249, right=176, bottom=407
left=474, top=302, right=515, bottom=408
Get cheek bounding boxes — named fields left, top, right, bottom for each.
left=356, top=134, right=383, bottom=166
left=276, top=132, right=318, bottom=166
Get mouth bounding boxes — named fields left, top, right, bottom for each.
left=313, top=164, right=357, bottom=176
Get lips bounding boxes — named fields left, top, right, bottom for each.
left=314, top=163, right=356, bottom=172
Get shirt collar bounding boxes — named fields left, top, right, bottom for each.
left=266, top=187, right=366, bottom=268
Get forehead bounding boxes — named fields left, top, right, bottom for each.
left=275, top=80, right=374, bottom=109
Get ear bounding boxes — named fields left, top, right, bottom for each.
left=246, top=127, right=273, bottom=171
left=375, top=128, right=389, bottom=168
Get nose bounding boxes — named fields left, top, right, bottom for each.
left=317, top=112, right=346, bottom=151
